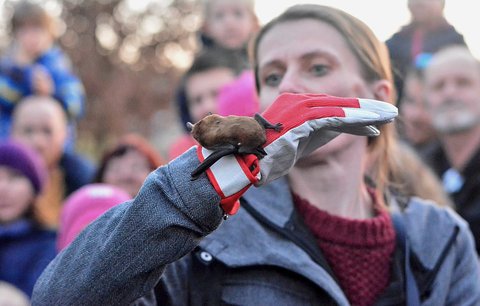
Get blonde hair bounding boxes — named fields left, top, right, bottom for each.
left=252, top=4, right=400, bottom=199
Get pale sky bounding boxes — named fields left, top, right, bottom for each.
left=255, top=0, right=480, bottom=57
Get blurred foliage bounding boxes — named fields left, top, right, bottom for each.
left=1, top=0, right=202, bottom=159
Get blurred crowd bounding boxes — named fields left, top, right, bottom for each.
left=1, top=0, right=480, bottom=304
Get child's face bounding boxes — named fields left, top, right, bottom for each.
left=186, top=67, right=237, bottom=122
left=15, top=24, right=53, bottom=58
left=12, top=101, right=67, bottom=168
left=102, top=149, right=152, bottom=198
left=204, top=0, right=257, bottom=50
left=0, top=166, right=35, bottom=224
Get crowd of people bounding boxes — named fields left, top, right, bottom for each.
left=0, top=0, right=479, bottom=305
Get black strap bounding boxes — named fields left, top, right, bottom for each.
left=391, top=213, right=421, bottom=306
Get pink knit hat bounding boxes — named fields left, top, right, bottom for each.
left=217, top=70, right=259, bottom=117
left=57, top=184, right=131, bottom=251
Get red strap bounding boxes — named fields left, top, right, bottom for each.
left=219, top=154, right=259, bottom=215
left=197, top=145, right=259, bottom=215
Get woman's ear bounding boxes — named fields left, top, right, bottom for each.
left=370, top=79, right=392, bottom=103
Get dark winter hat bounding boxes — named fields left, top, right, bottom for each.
left=0, top=140, right=47, bottom=195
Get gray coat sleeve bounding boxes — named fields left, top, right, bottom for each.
left=32, top=149, right=225, bottom=305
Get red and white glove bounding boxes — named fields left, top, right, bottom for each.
left=197, top=93, right=398, bottom=215
left=258, top=93, right=397, bottom=185
left=197, top=148, right=259, bottom=215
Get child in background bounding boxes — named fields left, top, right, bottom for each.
left=170, top=0, right=260, bottom=160
left=93, top=134, right=163, bottom=198
left=0, top=1, right=85, bottom=147
left=169, top=48, right=243, bottom=160
left=0, top=140, right=56, bottom=297
left=200, top=0, right=259, bottom=67
left=57, top=184, right=131, bottom=251
left=11, top=96, right=95, bottom=228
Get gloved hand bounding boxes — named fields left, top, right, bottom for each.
left=197, top=93, right=398, bottom=215
left=197, top=148, right=259, bottom=215
left=258, top=93, right=397, bottom=185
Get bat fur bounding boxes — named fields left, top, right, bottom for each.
left=189, top=113, right=282, bottom=179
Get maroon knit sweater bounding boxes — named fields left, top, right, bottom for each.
left=293, top=193, right=396, bottom=306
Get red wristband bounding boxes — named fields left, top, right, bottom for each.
left=197, top=146, right=259, bottom=215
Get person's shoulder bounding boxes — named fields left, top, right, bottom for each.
left=60, top=151, right=95, bottom=174
left=403, top=197, right=473, bottom=252
left=436, top=20, right=463, bottom=33
left=400, top=197, right=476, bottom=268
left=386, top=24, right=415, bottom=43
left=60, top=151, right=96, bottom=192
left=406, top=197, right=467, bottom=230
left=17, top=224, right=56, bottom=255
left=38, top=45, right=73, bottom=71
left=41, top=45, right=66, bottom=58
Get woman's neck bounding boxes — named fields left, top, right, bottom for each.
left=288, top=157, right=373, bottom=220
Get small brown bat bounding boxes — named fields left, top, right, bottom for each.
left=188, top=113, right=283, bottom=179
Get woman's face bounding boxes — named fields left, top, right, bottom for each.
left=0, top=166, right=35, bottom=224
left=256, top=19, right=377, bottom=163
left=102, top=149, right=152, bottom=197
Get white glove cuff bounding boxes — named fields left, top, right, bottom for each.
left=199, top=147, right=258, bottom=197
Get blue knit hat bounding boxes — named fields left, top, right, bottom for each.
left=0, top=140, right=47, bottom=195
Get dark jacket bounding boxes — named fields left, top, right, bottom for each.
left=32, top=149, right=480, bottom=305
left=451, top=146, right=480, bottom=255
left=386, top=19, right=466, bottom=100
left=430, top=145, right=480, bottom=255
left=60, top=151, right=96, bottom=197
left=0, top=219, right=56, bottom=297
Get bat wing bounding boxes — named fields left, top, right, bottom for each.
left=191, top=145, right=238, bottom=180
left=254, top=113, right=283, bottom=131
